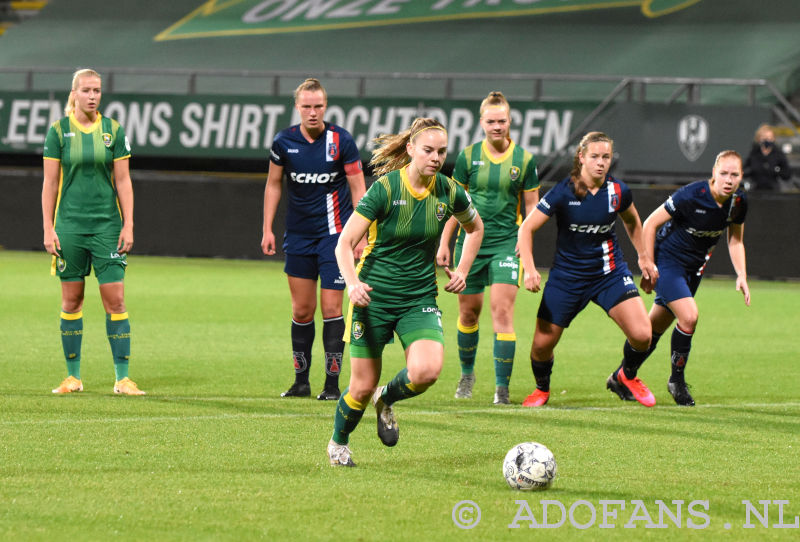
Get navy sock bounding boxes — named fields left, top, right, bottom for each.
left=322, top=316, right=345, bottom=389
left=531, top=358, right=553, bottom=392
left=670, top=325, right=694, bottom=383
left=291, top=319, right=314, bottom=385
left=621, top=340, right=650, bottom=379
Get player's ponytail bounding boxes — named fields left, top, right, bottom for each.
left=64, top=68, right=102, bottom=116
left=369, top=118, right=447, bottom=176
left=479, top=91, right=510, bottom=117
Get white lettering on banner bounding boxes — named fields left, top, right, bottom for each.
left=448, top=107, right=473, bottom=154
left=5, top=99, right=60, bottom=145
left=179, top=102, right=203, bottom=147
left=201, top=103, right=230, bottom=148
left=105, top=101, right=174, bottom=148
left=178, top=102, right=286, bottom=149
left=243, top=0, right=295, bottom=23
left=260, top=105, right=285, bottom=149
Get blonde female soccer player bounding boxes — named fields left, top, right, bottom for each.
left=327, top=118, right=484, bottom=466
left=42, top=68, right=144, bottom=395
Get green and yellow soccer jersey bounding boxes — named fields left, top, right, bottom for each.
left=354, top=167, right=477, bottom=305
left=43, top=113, right=131, bottom=234
left=452, top=140, right=538, bottom=253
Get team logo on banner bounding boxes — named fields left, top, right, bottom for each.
left=677, top=115, right=708, bottom=162
left=352, top=321, right=364, bottom=340
left=102, top=133, right=112, bottom=147
left=435, top=202, right=447, bottom=221
left=509, top=166, right=520, bottom=181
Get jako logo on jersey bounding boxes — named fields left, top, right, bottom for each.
left=102, top=133, right=112, bottom=147
left=685, top=227, right=723, bottom=238
left=472, top=160, right=484, bottom=166
left=569, top=201, right=581, bottom=206
left=290, top=172, right=338, bottom=184
left=392, top=199, right=407, bottom=206
left=287, top=148, right=299, bottom=153
left=352, top=321, right=364, bottom=340
left=435, top=202, right=447, bottom=221
left=64, top=132, right=75, bottom=138
left=509, top=166, right=520, bottom=181
left=326, top=130, right=340, bottom=162
left=677, top=114, right=708, bottom=162
left=569, top=223, right=614, bottom=234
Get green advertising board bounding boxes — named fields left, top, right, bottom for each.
left=0, top=92, right=591, bottom=161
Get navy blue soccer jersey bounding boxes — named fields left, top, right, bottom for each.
left=537, top=175, right=633, bottom=279
left=270, top=122, right=362, bottom=239
left=655, top=180, right=747, bottom=273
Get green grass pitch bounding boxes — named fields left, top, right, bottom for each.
left=1, top=250, right=798, bottom=541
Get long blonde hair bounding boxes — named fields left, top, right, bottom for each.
left=369, top=118, right=446, bottom=176
left=64, top=68, right=102, bottom=116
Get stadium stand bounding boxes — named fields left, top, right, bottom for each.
left=1, top=0, right=798, bottom=277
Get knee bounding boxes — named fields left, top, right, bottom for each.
left=347, top=382, right=376, bottom=405
left=291, top=302, right=316, bottom=322
left=61, top=299, right=83, bottom=313
left=408, top=363, right=442, bottom=387
left=677, top=312, right=698, bottom=333
left=628, top=326, right=652, bottom=351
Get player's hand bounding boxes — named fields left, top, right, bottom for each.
left=347, top=282, right=372, bottom=307
left=436, top=245, right=450, bottom=267
left=638, top=257, right=658, bottom=294
left=523, top=268, right=541, bottom=293
left=43, top=228, right=61, bottom=256
left=117, top=224, right=134, bottom=254
left=443, top=267, right=466, bottom=293
left=736, top=276, right=751, bottom=307
left=261, top=232, right=276, bottom=256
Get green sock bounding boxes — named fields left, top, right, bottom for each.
left=494, top=332, right=516, bottom=387
left=60, top=311, right=83, bottom=379
left=457, top=320, right=479, bottom=375
left=383, top=367, right=431, bottom=406
left=106, top=313, right=131, bottom=381
left=332, top=389, right=367, bottom=445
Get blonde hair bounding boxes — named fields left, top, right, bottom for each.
left=369, top=118, right=447, bottom=177
left=64, top=68, right=102, bottom=116
left=753, top=123, right=774, bottom=143
left=479, top=90, right=510, bottom=117
left=712, top=150, right=742, bottom=172
left=293, top=77, right=327, bottom=103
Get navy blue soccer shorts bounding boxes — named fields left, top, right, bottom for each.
left=653, top=261, right=702, bottom=308
left=537, top=267, right=640, bottom=328
left=283, top=233, right=345, bottom=290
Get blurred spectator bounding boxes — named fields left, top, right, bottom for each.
left=743, top=124, right=791, bottom=191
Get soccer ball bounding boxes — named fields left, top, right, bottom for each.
left=503, top=442, right=557, bottom=490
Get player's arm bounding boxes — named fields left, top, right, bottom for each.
left=727, top=222, right=750, bottom=306
left=261, top=162, right=283, bottom=256
left=335, top=212, right=373, bottom=307
left=637, top=205, right=671, bottom=292
left=517, top=208, right=550, bottom=293
left=344, top=162, right=368, bottom=260
left=42, top=158, right=61, bottom=256
left=436, top=216, right=459, bottom=267
left=445, top=212, right=483, bottom=294
left=522, top=188, right=540, bottom=219
left=114, top=158, right=134, bottom=253
left=620, top=203, right=658, bottom=286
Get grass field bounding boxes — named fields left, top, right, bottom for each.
left=1, top=250, right=798, bottom=541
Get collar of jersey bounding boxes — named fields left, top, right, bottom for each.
left=481, top=139, right=515, bottom=164
left=400, top=166, right=434, bottom=200
left=70, top=112, right=102, bottom=134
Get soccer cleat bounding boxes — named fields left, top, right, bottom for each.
left=606, top=370, right=635, bottom=401
left=372, top=385, right=399, bottom=447
left=493, top=385, right=510, bottom=405
left=522, top=389, right=550, bottom=407
left=52, top=376, right=83, bottom=394
left=617, top=370, right=656, bottom=407
left=113, top=377, right=146, bottom=396
left=327, top=439, right=356, bottom=467
left=316, top=386, right=341, bottom=401
left=280, top=381, right=311, bottom=398
left=668, top=380, right=695, bottom=406
left=454, top=373, right=475, bottom=399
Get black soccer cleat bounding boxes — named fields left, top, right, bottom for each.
left=372, top=385, right=399, bottom=447
left=606, top=370, right=635, bottom=401
left=280, top=381, right=311, bottom=398
left=668, top=380, right=695, bottom=406
left=316, top=386, right=341, bottom=401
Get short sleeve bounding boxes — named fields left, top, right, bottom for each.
left=340, top=130, right=362, bottom=166
left=113, top=123, right=131, bottom=160
left=43, top=123, right=61, bottom=161
left=354, top=177, right=388, bottom=222
left=269, top=134, right=285, bottom=166
left=619, top=183, right=633, bottom=213
left=536, top=185, right=559, bottom=217
left=522, top=154, right=540, bottom=191
left=452, top=150, right=469, bottom=188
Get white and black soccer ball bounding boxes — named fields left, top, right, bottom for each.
left=503, top=442, right=557, bottom=490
